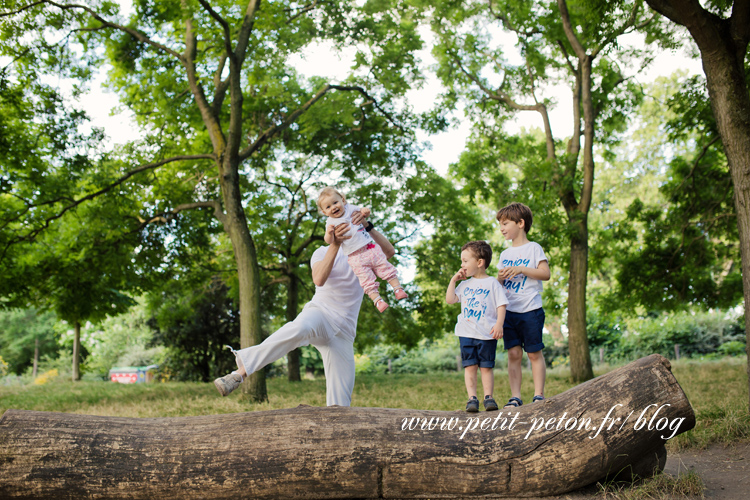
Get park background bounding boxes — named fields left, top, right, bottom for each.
left=1, top=2, right=749, bottom=493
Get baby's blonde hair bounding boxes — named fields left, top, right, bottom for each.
left=317, top=186, right=346, bottom=210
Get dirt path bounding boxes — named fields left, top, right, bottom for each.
left=663, top=442, right=750, bottom=499
left=489, top=442, right=749, bottom=499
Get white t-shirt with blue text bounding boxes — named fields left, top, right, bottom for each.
left=454, top=277, right=509, bottom=341
left=498, top=242, right=548, bottom=313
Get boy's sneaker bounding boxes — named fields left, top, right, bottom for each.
left=214, top=372, right=243, bottom=397
left=483, top=395, right=499, bottom=411
left=466, top=396, right=479, bottom=413
left=394, top=288, right=408, bottom=300
left=375, top=298, right=389, bottom=313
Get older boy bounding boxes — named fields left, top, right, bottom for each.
left=446, top=241, right=508, bottom=412
left=496, top=203, right=551, bottom=409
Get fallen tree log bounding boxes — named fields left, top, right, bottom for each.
left=0, top=354, right=694, bottom=499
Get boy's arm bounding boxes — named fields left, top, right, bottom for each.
left=445, top=269, right=466, bottom=304
left=490, top=305, right=506, bottom=339
left=497, top=260, right=551, bottom=281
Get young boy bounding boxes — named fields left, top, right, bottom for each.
left=446, top=241, right=508, bottom=412
left=496, top=203, right=551, bottom=409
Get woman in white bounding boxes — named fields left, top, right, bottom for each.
left=213, top=212, right=395, bottom=406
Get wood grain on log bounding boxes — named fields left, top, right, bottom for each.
left=0, top=354, right=695, bottom=499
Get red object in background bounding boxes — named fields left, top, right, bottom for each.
left=110, top=372, right=138, bottom=384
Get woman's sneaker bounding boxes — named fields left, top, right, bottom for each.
left=214, top=372, right=243, bottom=396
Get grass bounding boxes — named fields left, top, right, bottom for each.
left=667, top=357, right=750, bottom=451
left=598, top=470, right=705, bottom=499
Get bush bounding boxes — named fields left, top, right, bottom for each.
left=545, top=308, right=745, bottom=368
left=619, top=310, right=745, bottom=361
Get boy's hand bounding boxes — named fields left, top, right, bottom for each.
left=452, top=268, right=467, bottom=282
left=498, top=266, right=522, bottom=280
left=490, top=323, right=504, bottom=340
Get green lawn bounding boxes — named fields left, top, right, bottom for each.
left=2, top=357, right=748, bottom=451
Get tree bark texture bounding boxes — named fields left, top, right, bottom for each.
left=644, top=0, right=750, bottom=411
left=32, top=339, right=39, bottom=379
left=218, top=159, right=266, bottom=402
left=71, top=321, right=81, bottom=382
left=287, top=275, right=302, bottom=382
left=0, top=354, right=694, bottom=499
left=556, top=0, right=597, bottom=383
left=567, top=218, right=594, bottom=382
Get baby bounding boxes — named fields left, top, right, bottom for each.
left=318, top=186, right=407, bottom=312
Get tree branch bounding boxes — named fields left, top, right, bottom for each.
left=730, top=0, right=750, bottom=51
left=235, top=0, right=261, bottom=67
left=239, top=84, right=401, bottom=161
left=591, top=0, right=645, bottom=59
left=196, top=0, right=232, bottom=56
left=2, top=1, right=184, bottom=61
left=212, top=55, right=230, bottom=114
left=136, top=200, right=226, bottom=228
left=488, top=0, right=541, bottom=36
left=1, top=154, right=215, bottom=256
left=452, top=54, right=538, bottom=111
left=286, top=1, right=318, bottom=24
left=557, top=0, right=587, bottom=59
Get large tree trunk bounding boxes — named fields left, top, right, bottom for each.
left=0, top=354, right=694, bottom=499
left=287, top=275, right=302, bottom=382
left=567, top=219, right=594, bottom=382
left=32, top=338, right=39, bottom=379
left=220, top=163, right=267, bottom=403
left=694, top=14, right=750, bottom=415
left=644, top=0, right=750, bottom=412
left=71, top=320, right=81, bottom=382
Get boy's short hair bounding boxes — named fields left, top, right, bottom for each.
left=316, top=186, right=345, bottom=210
left=461, top=240, right=492, bottom=268
left=496, top=202, right=533, bottom=233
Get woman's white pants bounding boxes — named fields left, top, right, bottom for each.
left=233, top=305, right=356, bottom=407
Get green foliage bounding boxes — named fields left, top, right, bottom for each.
left=355, top=334, right=460, bottom=375
left=605, top=73, right=742, bottom=312
left=0, top=308, right=59, bottom=375
left=82, top=297, right=163, bottom=379
left=546, top=308, right=746, bottom=368
left=148, top=280, right=239, bottom=382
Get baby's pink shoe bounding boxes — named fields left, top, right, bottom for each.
left=394, top=288, right=408, bottom=301
left=375, top=298, right=389, bottom=313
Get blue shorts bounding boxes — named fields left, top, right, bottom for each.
left=503, top=308, right=545, bottom=353
left=459, top=337, right=498, bottom=368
